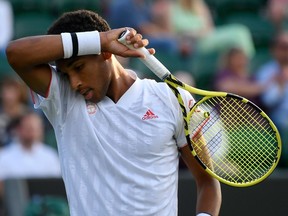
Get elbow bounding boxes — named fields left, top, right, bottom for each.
left=6, top=41, right=19, bottom=69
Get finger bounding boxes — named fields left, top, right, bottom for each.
left=132, top=38, right=149, bottom=49
left=125, top=28, right=137, bottom=40
left=147, top=48, right=156, bottom=55
left=121, top=49, right=145, bottom=58
left=128, top=33, right=143, bottom=43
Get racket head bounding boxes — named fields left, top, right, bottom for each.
left=188, top=94, right=282, bottom=187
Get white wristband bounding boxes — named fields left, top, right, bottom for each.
left=197, top=213, right=211, bottom=216
left=61, top=32, right=73, bottom=59
left=76, top=31, right=101, bottom=56
left=60, top=31, right=101, bottom=59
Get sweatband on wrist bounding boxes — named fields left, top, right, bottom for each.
left=60, top=31, right=101, bottom=59
left=61, top=32, right=73, bottom=59
left=76, top=31, right=101, bottom=56
left=70, top=32, right=78, bottom=58
left=197, top=213, right=211, bottom=216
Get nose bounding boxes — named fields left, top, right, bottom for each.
left=69, top=74, right=82, bottom=90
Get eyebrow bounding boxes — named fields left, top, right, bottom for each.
left=66, top=58, right=79, bottom=68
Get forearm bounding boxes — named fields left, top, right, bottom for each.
left=196, top=178, right=222, bottom=216
left=180, top=145, right=222, bottom=216
left=216, top=79, right=264, bottom=98
left=6, top=35, right=63, bottom=71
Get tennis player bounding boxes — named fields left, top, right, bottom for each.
left=6, top=10, right=221, bottom=216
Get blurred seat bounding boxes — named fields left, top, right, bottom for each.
left=0, top=54, right=15, bottom=78
left=9, top=0, right=58, bottom=14
left=190, top=51, right=219, bottom=91
left=214, top=0, right=267, bottom=18
left=56, top=0, right=102, bottom=14
left=250, top=48, right=272, bottom=73
left=14, top=12, right=56, bottom=39
left=3, top=178, right=67, bottom=216
left=224, top=13, right=276, bottom=49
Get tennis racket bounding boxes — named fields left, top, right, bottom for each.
left=118, top=29, right=281, bottom=187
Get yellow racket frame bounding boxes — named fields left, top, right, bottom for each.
left=166, top=74, right=282, bottom=187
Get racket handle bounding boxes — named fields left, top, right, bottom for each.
left=118, top=29, right=171, bottom=80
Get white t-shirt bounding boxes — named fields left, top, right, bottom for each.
left=32, top=68, right=194, bottom=216
left=0, top=142, right=61, bottom=180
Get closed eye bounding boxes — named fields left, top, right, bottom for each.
left=56, top=68, right=69, bottom=79
left=74, top=64, right=84, bottom=72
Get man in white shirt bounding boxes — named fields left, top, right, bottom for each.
left=6, top=10, right=221, bottom=216
left=0, top=112, right=61, bottom=179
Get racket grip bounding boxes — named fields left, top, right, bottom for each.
left=118, top=29, right=171, bottom=80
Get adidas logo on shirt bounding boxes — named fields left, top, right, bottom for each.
left=142, top=109, right=159, bottom=120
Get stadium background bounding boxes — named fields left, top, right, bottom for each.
left=0, top=0, right=288, bottom=215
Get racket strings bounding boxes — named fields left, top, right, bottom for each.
left=189, top=96, right=279, bottom=184
left=221, top=99, right=278, bottom=167
left=216, top=98, right=276, bottom=180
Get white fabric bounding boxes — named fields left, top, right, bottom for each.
left=61, top=32, right=73, bottom=59
left=76, top=30, right=101, bottom=56
left=61, top=31, right=101, bottom=59
left=31, top=68, right=194, bottom=216
left=197, top=213, right=211, bottom=216
left=0, top=0, right=13, bottom=49
left=0, top=142, right=61, bottom=180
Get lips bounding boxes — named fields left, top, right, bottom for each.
left=79, top=88, right=93, bottom=100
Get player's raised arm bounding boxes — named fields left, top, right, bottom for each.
left=6, top=28, right=154, bottom=97
left=6, top=35, right=62, bottom=97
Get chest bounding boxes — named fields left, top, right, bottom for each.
left=88, top=102, right=176, bottom=155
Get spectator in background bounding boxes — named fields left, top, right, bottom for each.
left=256, top=31, right=288, bottom=167
left=0, top=0, right=13, bottom=55
left=266, top=0, right=288, bottom=31
left=107, top=0, right=179, bottom=54
left=174, top=70, right=195, bottom=86
left=0, top=111, right=61, bottom=180
left=214, top=47, right=266, bottom=105
left=0, top=77, right=29, bottom=148
left=166, top=0, right=255, bottom=58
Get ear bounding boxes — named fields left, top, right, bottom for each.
left=102, top=52, right=112, bottom=60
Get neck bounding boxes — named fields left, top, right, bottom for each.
left=106, top=56, right=135, bottom=103
left=21, top=141, right=34, bottom=151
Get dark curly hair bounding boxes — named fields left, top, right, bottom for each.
left=47, top=10, right=110, bottom=34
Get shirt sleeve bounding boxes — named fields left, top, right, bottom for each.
left=147, top=81, right=195, bottom=148
left=30, top=66, right=77, bottom=127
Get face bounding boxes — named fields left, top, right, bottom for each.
left=1, top=84, right=22, bottom=105
left=228, top=51, right=248, bottom=73
left=18, top=114, right=43, bottom=147
left=273, top=33, right=288, bottom=65
left=56, top=54, right=112, bottom=103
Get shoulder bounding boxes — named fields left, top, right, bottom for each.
left=37, top=143, right=58, bottom=155
left=257, top=61, right=278, bottom=75
left=141, top=79, right=174, bottom=98
left=141, top=78, right=195, bottom=109
left=0, top=143, right=19, bottom=161
left=255, top=61, right=279, bottom=82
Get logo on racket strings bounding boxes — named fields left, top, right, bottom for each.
left=142, top=109, right=158, bottom=120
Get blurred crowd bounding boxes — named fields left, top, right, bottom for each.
left=0, top=0, right=288, bottom=214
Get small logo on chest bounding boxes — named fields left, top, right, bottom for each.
left=86, top=102, right=97, bottom=115
left=142, top=109, right=159, bottom=120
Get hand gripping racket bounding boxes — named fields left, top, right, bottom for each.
left=118, top=29, right=281, bottom=187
